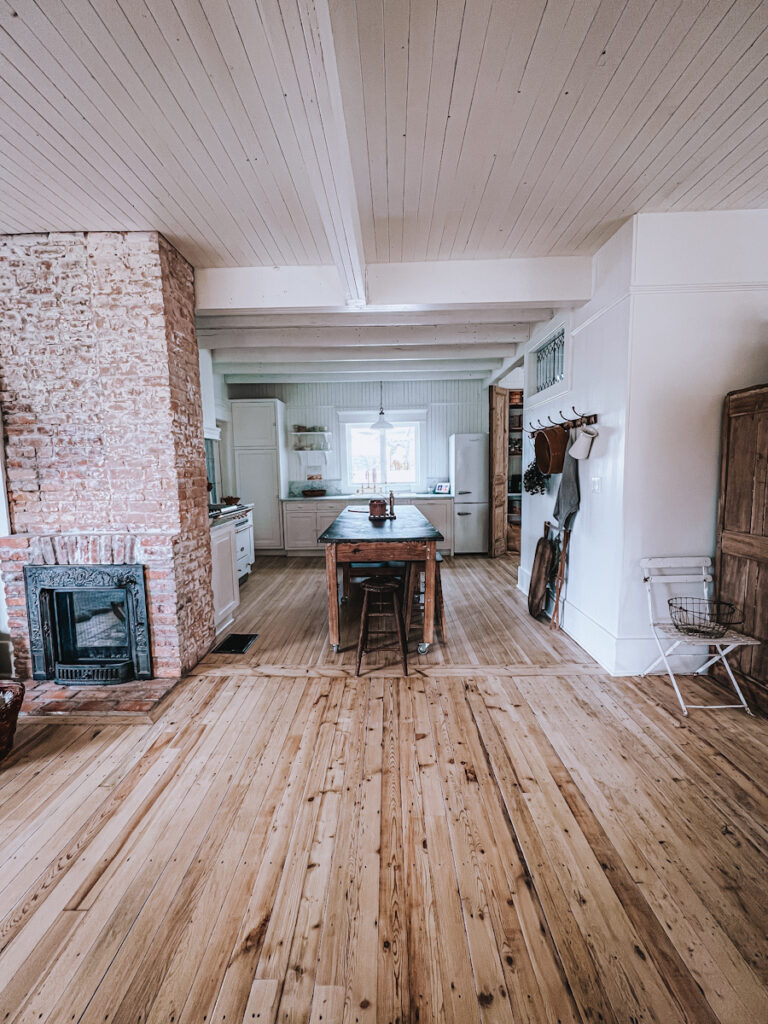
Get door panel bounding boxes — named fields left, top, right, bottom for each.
left=235, top=449, right=282, bottom=548
left=714, top=383, right=768, bottom=711
left=231, top=401, right=277, bottom=448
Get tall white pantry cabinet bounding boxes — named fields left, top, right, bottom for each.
left=231, top=399, right=287, bottom=550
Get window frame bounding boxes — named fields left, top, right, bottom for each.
left=338, top=408, right=427, bottom=494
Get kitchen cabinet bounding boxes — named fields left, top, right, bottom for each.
left=231, top=399, right=287, bottom=552
left=232, top=400, right=278, bottom=448
left=210, top=521, right=239, bottom=633
left=284, top=510, right=319, bottom=550
left=235, top=449, right=282, bottom=548
left=413, top=499, right=453, bottom=553
left=282, top=498, right=453, bottom=554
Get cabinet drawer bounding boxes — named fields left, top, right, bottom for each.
left=236, top=553, right=251, bottom=576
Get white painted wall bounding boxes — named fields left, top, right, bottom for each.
left=520, top=220, right=634, bottom=671
left=616, top=212, right=768, bottom=671
left=519, top=210, right=768, bottom=676
left=225, top=379, right=488, bottom=490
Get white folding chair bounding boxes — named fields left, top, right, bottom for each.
left=640, top=556, right=758, bottom=716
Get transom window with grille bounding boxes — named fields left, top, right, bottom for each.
left=535, top=328, right=566, bottom=393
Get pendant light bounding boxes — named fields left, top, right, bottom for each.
left=370, top=381, right=393, bottom=431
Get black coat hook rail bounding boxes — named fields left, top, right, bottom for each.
left=526, top=408, right=598, bottom=434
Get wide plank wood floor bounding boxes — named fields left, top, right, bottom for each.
left=1, top=556, right=767, bottom=1023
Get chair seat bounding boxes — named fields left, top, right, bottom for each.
left=652, top=622, right=760, bottom=645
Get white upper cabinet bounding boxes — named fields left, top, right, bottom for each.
left=232, top=400, right=279, bottom=449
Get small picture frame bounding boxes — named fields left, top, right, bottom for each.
left=434, top=482, right=451, bottom=494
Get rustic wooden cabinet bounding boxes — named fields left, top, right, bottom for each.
left=715, top=382, right=768, bottom=712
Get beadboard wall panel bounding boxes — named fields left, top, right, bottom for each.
left=228, top=379, right=488, bottom=482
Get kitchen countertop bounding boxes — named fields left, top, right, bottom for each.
left=282, top=492, right=452, bottom=502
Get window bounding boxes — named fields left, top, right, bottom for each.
left=535, top=327, right=565, bottom=393
left=340, top=410, right=425, bottom=492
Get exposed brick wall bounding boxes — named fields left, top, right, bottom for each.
left=0, top=231, right=214, bottom=680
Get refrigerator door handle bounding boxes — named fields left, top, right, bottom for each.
left=457, top=511, right=471, bottom=516
left=458, top=490, right=472, bottom=495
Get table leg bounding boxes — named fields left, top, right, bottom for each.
left=421, top=541, right=436, bottom=651
left=341, top=564, right=351, bottom=603
left=325, top=543, right=340, bottom=652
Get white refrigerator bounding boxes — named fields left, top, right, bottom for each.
left=449, top=433, right=489, bottom=553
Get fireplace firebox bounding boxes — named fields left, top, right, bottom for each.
left=23, top=564, right=151, bottom=684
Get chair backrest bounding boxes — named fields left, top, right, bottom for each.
left=640, top=557, right=712, bottom=624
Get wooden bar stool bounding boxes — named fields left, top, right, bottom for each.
left=403, top=552, right=447, bottom=642
left=356, top=577, right=408, bottom=676
left=341, top=561, right=405, bottom=602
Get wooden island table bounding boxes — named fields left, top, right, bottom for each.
left=318, top=504, right=444, bottom=654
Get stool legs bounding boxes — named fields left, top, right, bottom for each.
left=355, top=589, right=370, bottom=676
left=356, top=584, right=408, bottom=676
left=404, top=561, right=447, bottom=642
left=391, top=591, right=408, bottom=676
left=404, top=563, right=419, bottom=635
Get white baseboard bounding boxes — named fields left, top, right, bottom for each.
left=517, top=565, right=530, bottom=595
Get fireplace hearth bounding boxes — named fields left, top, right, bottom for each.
left=24, top=564, right=151, bottom=685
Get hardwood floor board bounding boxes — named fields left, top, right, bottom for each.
left=2, top=557, right=767, bottom=1024
left=480, top=679, right=685, bottom=1023
left=206, top=678, right=335, bottom=1021
left=516, top=674, right=768, bottom=1024
left=29, top=677, right=258, bottom=1024
left=397, top=678, right=445, bottom=1024
left=156, top=680, right=311, bottom=1023
left=101, top=678, right=288, bottom=1024
left=529, top=675, right=768, bottom=978
left=443, top=682, right=580, bottom=1024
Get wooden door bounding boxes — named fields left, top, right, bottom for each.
left=234, top=448, right=282, bottom=548
left=489, top=386, right=509, bottom=557
left=714, top=383, right=768, bottom=711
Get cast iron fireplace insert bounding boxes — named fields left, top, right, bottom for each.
left=23, top=564, right=152, bottom=684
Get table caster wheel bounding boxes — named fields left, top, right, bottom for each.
left=417, top=642, right=430, bottom=655
left=340, top=596, right=348, bottom=605
left=332, top=644, right=340, bottom=654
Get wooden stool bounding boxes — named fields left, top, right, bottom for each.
left=341, top=561, right=405, bottom=602
left=356, top=577, right=408, bottom=676
left=403, top=552, right=446, bottom=642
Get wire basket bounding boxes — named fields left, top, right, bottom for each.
left=668, top=597, right=742, bottom=638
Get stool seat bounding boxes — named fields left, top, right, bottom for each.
left=356, top=576, right=408, bottom=676
left=361, top=576, right=401, bottom=594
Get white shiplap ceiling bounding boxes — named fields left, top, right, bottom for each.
left=1, top=0, right=767, bottom=272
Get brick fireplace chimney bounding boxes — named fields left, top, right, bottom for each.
left=0, top=231, right=215, bottom=680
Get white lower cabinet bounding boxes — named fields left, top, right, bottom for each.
left=210, top=522, right=239, bottom=633
left=413, top=500, right=453, bottom=553
left=235, top=448, right=282, bottom=549
left=283, top=511, right=318, bottom=550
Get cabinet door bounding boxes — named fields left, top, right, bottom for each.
left=284, top=510, right=319, bottom=550
left=210, top=523, right=239, bottom=632
left=235, top=449, right=282, bottom=548
left=316, top=510, right=342, bottom=547
left=231, top=401, right=277, bottom=448
left=413, top=501, right=452, bottom=553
